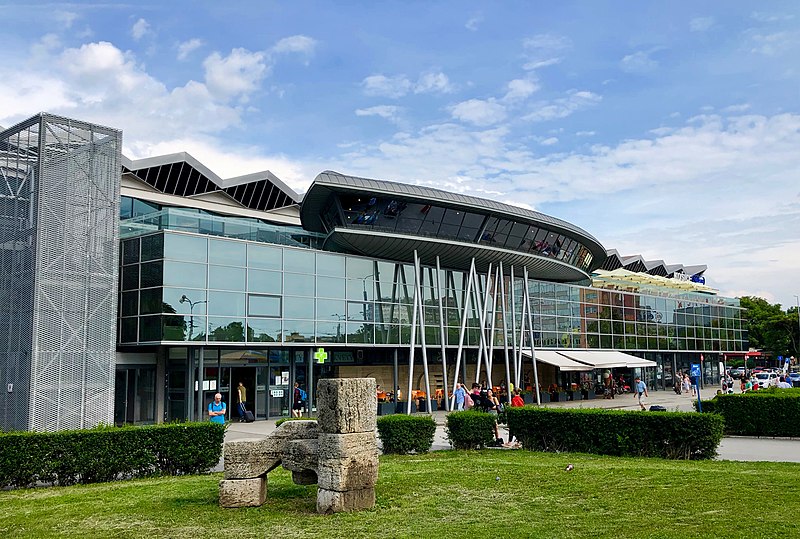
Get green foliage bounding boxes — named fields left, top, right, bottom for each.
left=0, top=422, right=224, bottom=488
left=695, top=388, right=800, bottom=436
left=445, top=410, right=497, bottom=449
left=740, top=296, right=799, bottom=358
left=507, top=407, right=724, bottom=460
left=376, top=414, right=436, bottom=454
left=274, top=417, right=316, bottom=427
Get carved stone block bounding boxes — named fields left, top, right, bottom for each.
left=219, top=477, right=266, bottom=508
left=316, top=378, right=377, bottom=434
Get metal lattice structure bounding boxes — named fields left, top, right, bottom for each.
left=0, top=114, right=121, bottom=431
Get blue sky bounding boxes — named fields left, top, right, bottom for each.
left=1, top=1, right=799, bottom=307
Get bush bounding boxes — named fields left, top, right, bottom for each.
left=445, top=411, right=497, bottom=449
left=695, top=388, right=800, bottom=436
left=507, top=407, right=723, bottom=460
left=377, top=414, right=436, bottom=454
left=0, top=422, right=225, bottom=488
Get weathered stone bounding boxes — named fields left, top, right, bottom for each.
left=292, top=470, right=318, bottom=485
left=317, top=487, right=376, bottom=514
left=224, top=421, right=319, bottom=479
left=316, top=378, right=376, bottom=434
left=317, top=433, right=378, bottom=491
left=282, top=438, right=318, bottom=473
left=219, top=477, right=266, bottom=508
left=317, top=432, right=377, bottom=460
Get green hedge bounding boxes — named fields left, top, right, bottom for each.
left=445, top=411, right=497, bottom=449
left=507, top=407, right=723, bottom=460
left=0, top=422, right=225, bottom=488
left=377, top=414, right=436, bottom=454
left=695, top=388, right=800, bottom=436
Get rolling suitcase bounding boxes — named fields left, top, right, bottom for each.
left=649, top=405, right=667, bottom=412
left=243, top=409, right=255, bottom=422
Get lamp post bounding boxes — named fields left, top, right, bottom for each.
left=180, top=294, right=207, bottom=341
left=795, top=295, right=800, bottom=359
left=361, top=273, right=374, bottom=321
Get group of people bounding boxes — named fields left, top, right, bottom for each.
left=673, top=372, right=697, bottom=397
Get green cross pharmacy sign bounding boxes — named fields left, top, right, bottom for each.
left=314, top=347, right=328, bottom=364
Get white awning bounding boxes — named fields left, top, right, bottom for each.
left=557, top=350, right=656, bottom=369
left=522, top=350, right=593, bottom=371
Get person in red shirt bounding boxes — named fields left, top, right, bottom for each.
left=511, top=389, right=525, bottom=407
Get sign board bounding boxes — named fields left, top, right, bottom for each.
left=6, top=383, right=11, bottom=393
left=315, top=347, right=328, bottom=364
left=270, top=389, right=284, bottom=398
left=690, top=363, right=701, bottom=378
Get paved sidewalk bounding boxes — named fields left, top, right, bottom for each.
left=223, top=386, right=800, bottom=463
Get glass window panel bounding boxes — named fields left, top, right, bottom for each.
left=248, top=269, right=282, bottom=294
left=209, top=265, right=246, bottom=291
left=347, top=257, right=375, bottom=279
left=209, top=238, right=245, bottom=266
left=283, top=296, right=315, bottom=319
left=348, top=300, right=374, bottom=322
left=504, top=222, right=530, bottom=250
left=347, top=278, right=374, bottom=301
left=283, top=320, right=314, bottom=343
left=122, top=238, right=140, bottom=265
left=139, top=315, right=161, bottom=342
left=283, top=249, right=315, bottom=273
left=316, top=321, right=345, bottom=343
left=122, top=264, right=139, bottom=291
left=316, top=276, right=345, bottom=298
left=132, top=198, right=159, bottom=218
left=208, top=291, right=246, bottom=317
left=120, top=317, right=137, bottom=343
left=163, top=260, right=206, bottom=288
left=162, top=314, right=204, bottom=341
left=247, top=318, right=281, bottom=343
left=162, top=288, right=206, bottom=315
left=347, top=323, right=374, bottom=343
left=438, top=208, right=465, bottom=238
left=317, top=298, right=347, bottom=321
left=140, top=261, right=163, bottom=288
left=418, top=205, right=445, bottom=236
left=121, top=291, right=138, bottom=317
left=284, top=273, right=315, bottom=296
left=208, top=317, right=245, bottom=342
left=140, top=234, right=164, bottom=262
left=316, top=252, right=345, bottom=277
left=163, top=233, right=208, bottom=263
left=248, top=294, right=281, bottom=317
left=139, top=288, right=162, bottom=315
left=247, top=243, right=282, bottom=270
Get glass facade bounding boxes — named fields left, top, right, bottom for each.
left=119, top=229, right=745, bottom=353
left=331, top=193, right=596, bottom=272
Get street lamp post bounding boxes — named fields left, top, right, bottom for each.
left=180, top=294, right=207, bottom=341
left=361, top=273, right=374, bottom=321
left=795, top=295, right=800, bottom=360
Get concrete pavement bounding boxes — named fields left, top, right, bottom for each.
left=223, top=386, right=800, bottom=463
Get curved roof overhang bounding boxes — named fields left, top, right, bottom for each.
left=301, top=170, right=607, bottom=273
left=325, top=228, right=591, bottom=282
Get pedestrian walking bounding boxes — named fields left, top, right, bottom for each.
left=633, top=376, right=648, bottom=411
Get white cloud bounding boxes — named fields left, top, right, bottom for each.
left=503, top=78, right=540, bottom=102
left=361, top=71, right=452, bottom=98
left=540, top=137, right=558, bottom=146
left=524, top=90, right=601, bottom=122
left=690, top=17, right=715, bottom=32
left=576, top=130, right=595, bottom=137
left=620, top=50, right=658, bottom=73
left=361, top=74, right=412, bottom=98
left=450, top=99, right=506, bottom=126
left=177, top=38, right=203, bottom=61
left=746, top=30, right=796, bottom=56
left=414, top=71, right=454, bottom=94
left=271, top=35, right=317, bottom=57
left=522, top=33, right=570, bottom=70
left=131, top=18, right=151, bottom=41
left=355, top=105, right=402, bottom=124
left=465, top=13, right=483, bottom=31
left=203, top=48, right=268, bottom=100
left=751, top=12, right=795, bottom=23
left=54, top=10, right=78, bottom=29
left=723, top=103, right=751, bottom=113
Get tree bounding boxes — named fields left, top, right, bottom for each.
left=739, top=296, right=798, bottom=358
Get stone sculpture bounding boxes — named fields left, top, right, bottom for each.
left=219, top=377, right=378, bottom=514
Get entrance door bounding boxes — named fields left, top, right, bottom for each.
left=230, top=367, right=257, bottom=420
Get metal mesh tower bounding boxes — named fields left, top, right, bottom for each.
left=0, top=114, right=121, bottom=431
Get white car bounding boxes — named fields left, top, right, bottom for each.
left=754, top=372, right=778, bottom=389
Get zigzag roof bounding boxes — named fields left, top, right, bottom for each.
left=600, top=249, right=707, bottom=278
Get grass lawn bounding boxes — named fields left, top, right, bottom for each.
left=2, top=450, right=799, bottom=538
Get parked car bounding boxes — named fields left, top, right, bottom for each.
left=729, top=368, right=745, bottom=379
left=754, top=372, right=779, bottom=389
left=787, top=372, right=800, bottom=387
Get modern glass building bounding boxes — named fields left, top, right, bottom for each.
left=1, top=114, right=746, bottom=430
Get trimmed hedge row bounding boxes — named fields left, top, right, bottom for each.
left=507, top=407, right=723, bottom=460
left=445, top=411, right=497, bottom=449
left=695, top=388, right=800, bottom=436
left=0, top=422, right=225, bottom=488
left=377, top=414, right=436, bottom=454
